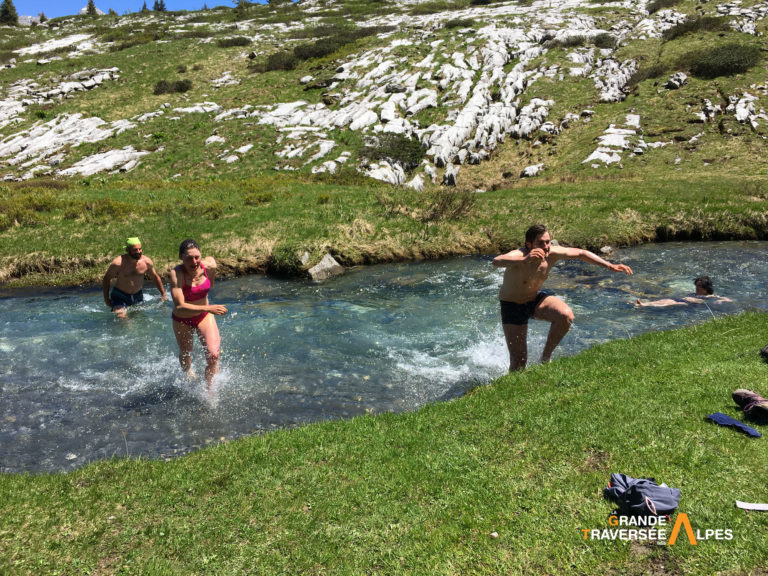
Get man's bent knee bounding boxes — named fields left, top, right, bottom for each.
left=551, top=306, right=574, bottom=327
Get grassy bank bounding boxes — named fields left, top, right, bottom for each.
left=2, top=312, right=768, bottom=574
left=1, top=175, right=767, bottom=287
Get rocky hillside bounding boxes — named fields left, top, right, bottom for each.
left=1, top=0, right=767, bottom=190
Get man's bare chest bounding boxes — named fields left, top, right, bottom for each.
left=119, top=262, right=148, bottom=277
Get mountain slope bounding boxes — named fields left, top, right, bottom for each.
left=0, top=0, right=766, bottom=188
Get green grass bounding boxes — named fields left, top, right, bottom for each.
left=2, top=312, right=767, bottom=574
left=1, top=175, right=768, bottom=286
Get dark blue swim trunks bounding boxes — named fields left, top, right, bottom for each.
left=110, top=286, right=144, bottom=309
left=500, top=290, right=554, bottom=325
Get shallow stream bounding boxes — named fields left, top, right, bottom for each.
left=2, top=241, right=767, bottom=473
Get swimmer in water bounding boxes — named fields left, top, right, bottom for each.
left=636, top=275, right=731, bottom=307
left=102, top=237, right=166, bottom=319
left=492, top=224, right=633, bottom=372
left=169, top=239, right=228, bottom=389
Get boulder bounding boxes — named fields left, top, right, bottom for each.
left=304, top=78, right=332, bottom=91
left=309, top=254, right=344, bottom=281
left=311, top=160, right=338, bottom=174
left=365, top=160, right=406, bottom=185
left=442, top=163, right=459, bottom=186
left=521, top=163, right=544, bottom=178
left=665, top=72, right=688, bottom=90
left=406, top=174, right=424, bottom=191
left=349, top=109, right=378, bottom=131
left=322, top=92, right=342, bottom=106
left=385, top=83, right=407, bottom=93
left=380, top=101, right=397, bottom=123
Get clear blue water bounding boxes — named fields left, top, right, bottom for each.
left=1, top=241, right=767, bottom=473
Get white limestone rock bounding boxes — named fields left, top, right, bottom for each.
left=406, top=174, right=424, bottom=191
left=365, top=160, right=406, bottom=185
left=58, top=146, right=149, bottom=177
left=442, top=163, right=460, bottom=186
left=349, top=109, right=379, bottom=131
left=521, top=163, right=544, bottom=177
left=235, top=144, right=254, bottom=154
left=665, top=72, right=688, bottom=90
left=312, top=161, right=338, bottom=174
left=308, top=253, right=344, bottom=281
left=582, top=148, right=622, bottom=165
left=173, top=102, right=223, bottom=115
left=380, top=100, right=397, bottom=123
left=591, top=59, right=637, bottom=102
left=211, top=71, right=240, bottom=88
left=0, top=113, right=133, bottom=166
left=306, top=140, right=336, bottom=163
left=15, top=34, right=94, bottom=56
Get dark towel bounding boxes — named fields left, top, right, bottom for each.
left=708, top=412, right=761, bottom=438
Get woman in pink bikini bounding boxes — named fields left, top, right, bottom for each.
left=170, top=239, right=228, bottom=388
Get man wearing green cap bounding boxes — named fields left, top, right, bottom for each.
left=102, top=237, right=166, bottom=318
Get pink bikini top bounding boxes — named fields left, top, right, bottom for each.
left=181, top=264, right=211, bottom=301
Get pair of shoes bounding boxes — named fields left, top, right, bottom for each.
left=733, top=389, right=768, bottom=423
left=761, top=344, right=768, bottom=362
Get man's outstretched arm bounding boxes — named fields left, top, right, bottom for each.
left=554, top=246, right=633, bottom=275
left=636, top=298, right=685, bottom=307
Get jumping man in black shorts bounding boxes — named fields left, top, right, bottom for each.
left=493, top=225, right=633, bottom=371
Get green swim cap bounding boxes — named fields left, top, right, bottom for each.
left=126, top=237, right=141, bottom=247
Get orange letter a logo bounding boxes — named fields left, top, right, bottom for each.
left=668, top=513, right=697, bottom=546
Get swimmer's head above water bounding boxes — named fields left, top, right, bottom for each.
left=694, top=275, right=714, bottom=295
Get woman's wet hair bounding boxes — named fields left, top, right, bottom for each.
left=179, top=238, right=200, bottom=258
left=694, top=275, right=714, bottom=295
